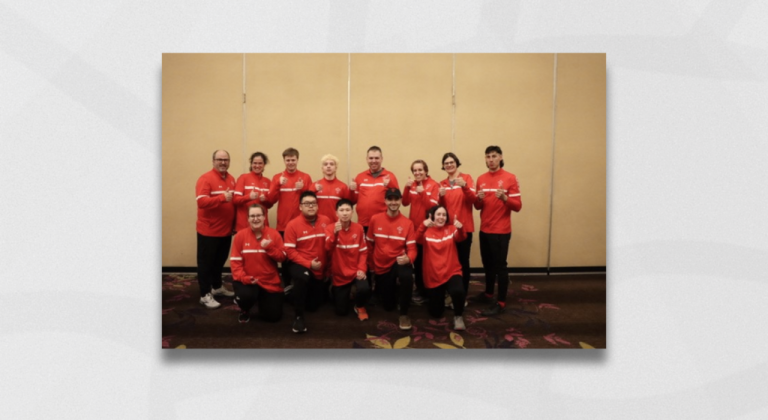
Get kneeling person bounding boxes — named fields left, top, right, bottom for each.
left=229, top=204, right=287, bottom=324
left=325, top=199, right=370, bottom=320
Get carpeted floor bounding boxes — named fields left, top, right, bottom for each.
left=162, top=273, right=606, bottom=349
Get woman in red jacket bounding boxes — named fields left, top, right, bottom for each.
left=415, top=205, right=468, bottom=331
left=233, top=152, right=273, bottom=232
left=229, top=204, right=287, bottom=324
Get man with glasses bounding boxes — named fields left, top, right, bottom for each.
left=283, top=191, right=332, bottom=333
left=194, top=149, right=236, bottom=309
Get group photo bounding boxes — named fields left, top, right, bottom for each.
left=162, top=53, right=606, bottom=349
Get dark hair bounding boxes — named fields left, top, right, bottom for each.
left=336, top=198, right=354, bottom=210
left=410, top=159, right=429, bottom=174
left=441, top=152, right=461, bottom=170
left=425, top=205, right=449, bottom=224
left=367, top=145, right=382, bottom=155
left=484, top=145, right=504, bottom=168
left=212, top=149, right=230, bottom=160
left=282, top=147, right=299, bottom=159
left=248, top=203, right=266, bottom=215
left=250, top=152, right=269, bottom=165
left=299, top=190, right=317, bottom=202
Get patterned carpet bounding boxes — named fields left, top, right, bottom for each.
left=162, top=273, right=606, bottom=349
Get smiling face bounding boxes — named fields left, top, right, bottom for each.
left=251, top=156, right=265, bottom=175
left=322, top=159, right=337, bottom=177
left=485, top=151, right=502, bottom=171
left=411, top=162, right=427, bottom=182
left=336, top=203, right=353, bottom=223
left=284, top=155, right=298, bottom=173
left=212, top=150, right=230, bottom=174
left=442, top=156, right=457, bottom=175
left=433, top=207, right=448, bottom=227
left=367, top=150, right=382, bottom=173
left=385, top=196, right=401, bottom=213
left=248, top=206, right=265, bottom=230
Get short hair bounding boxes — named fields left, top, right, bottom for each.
left=250, top=152, right=269, bottom=165
left=426, top=205, right=449, bottom=224
left=282, top=148, right=299, bottom=159
left=367, top=146, right=382, bottom=155
left=320, top=154, right=338, bottom=166
left=336, top=198, right=354, bottom=210
left=410, top=159, right=429, bottom=174
left=441, top=152, right=462, bottom=170
left=299, top=190, right=317, bottom=202
left=484, top=145, right=504, bottom=168
left=248, top=203, right=266, bottom=215
left=212, top=149, right=230, bottom=160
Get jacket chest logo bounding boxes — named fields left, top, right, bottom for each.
left=397, top=226, right=403, bottom=234
left=498, top=180, right=504, bottom=187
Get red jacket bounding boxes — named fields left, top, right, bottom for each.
left=284, top=214, right=332, bottom=278
left=229, top=226, right=286, bottom=293
left=350, top=168, right=399, bottom=227
left=474, top=169, right=522, bottom=234
left=366, top=212, right=417, bottom=275
left=195, top=169, right=236, bottom=237
left=416, top=223, right=466, bottom=288
left=438, top=173, right=476, bottom=233
left=324, top=222, right=368, bottom=286
left=309, top=177, right=350, bottom=222
left=402, top=176, right=440, bottom=227
left=233, top=172, right=273, bottom=231
left=267, top=170, right=312, bottom=231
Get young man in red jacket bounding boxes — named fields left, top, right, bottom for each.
left=195, top=149, right=236, bottom=309
left=366, top=188, right=417, bottom=330
left=284, top=191, right=332, bottom=334
left=309, top=154, right=351, bottom=221
left=474, top=145, right=522, bottom=316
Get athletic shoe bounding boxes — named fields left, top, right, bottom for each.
left=199, top=293, right=221, bottom=309
left=354, top=306, right=369, bottom=321
left=238, top=310, right=250, bottom=323
left=470, top=291, right=493, bottom=304
left=453, top=316, right=466, bottom=331
left=292, top=316, right=307, bottom=333
left=211, top=285, right=234, bottom=297
left=411, top=292, right=425, bottom=305
left=283, top=284, right=294, bottom=295
left=398, top=315, right=412, bottom=331
left=480, top=302, right=504, bottom=316
left=445, top=295, right=453, bottom=308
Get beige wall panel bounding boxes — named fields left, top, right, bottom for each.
left=550, top=54, right=606, bottom=267
left=245, top=54, right=349, bottom=228
left=162, top=54, right=244, bottom=267
left=349, top=53, right=454, bottom=222
left=455, top=54, right=555, bottom=268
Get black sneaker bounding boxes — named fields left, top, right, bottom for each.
left=480, top=302, right=504, bottom=316
left=471, top=292, right=493, bottom=304
left=292, top=316, right=307, bottom=333
left=238, top=310, right=250, bottom=323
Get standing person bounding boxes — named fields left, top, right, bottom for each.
left=195, top=149, right=236, bottom=309
left=474, top=146, right=522, bottom=316
left=416, top=205, right=468, bottom=330
left=284, top=191, right=332, bottom=334
left=324, top=199, right=370, bottom=321
left=234, top=152, right=273, bottom=232
left=310, top=154, right=350, bottom=221
left=437, top=152, right=476, bottom=307
left=349, top=146, right=399, bottom=232
left=402, top=159, right=440, bottom=305
left=267, top=148, right=312, bottom=291
left=366, top=188, right=417, bottom=330
left=229, top=204, right=286, bottom=324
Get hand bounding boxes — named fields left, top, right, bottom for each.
left=334, top=221, right=342, bottom=234
left=279, top=175, right=287, bottom=185
left=396, top=253, right=410, bottom=265
left=383, top=175, right=390, bottom=187
left=415, top=183, right=424, bottom=193
left=315, top=182, right=323, bottom=192
left=310, top=258, right=322, bottom=271
left=495, top=188, right=506, bottom=200
left=477, top=190, right=485, bottom=200
left=249, top=189, right=258, bottom=200
left=295, top=179, right=304, bottom=190
left=260, top=238, right=272, bottom=248
left=259, top=193, right=267, bottom=202
left=453, top=215, right=463, bottom=230
left=349, top=181, right=357, bottom=191
left=439, top=186, right=446, bottom=197
left=355, top=270, right=366, bottom=280
left=405, top=176, right=414, bottom=188
left=455, top=177, right=466, bottom=187
left=423, top=215, right=435, bottom=228
left=224, top=190, right=233, bottom=202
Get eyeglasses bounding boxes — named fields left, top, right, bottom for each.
left=248, top=215, right=264, bottom=219
left=214, top=159, right=230, bottom=162
left=300, top=202, right=318, bottom=207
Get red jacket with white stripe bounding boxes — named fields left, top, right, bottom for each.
left=474, top=169, right=522, bottom=234
left=233, top=172, right=273, bottom=231
left=284, top=214, right=332, bottom=278
left=195, top=169, right=236, bottom=237
left=402, top=176, right=440, bottom=228
left=350, top=168, right=399, bottom=227
left=416, top=223, right=467, bottom=288
left=366, top=212, right=417, bottom=275
left=438, top=173, right=476, bottom=233
left=267, top=170, right=312, bottom=231
left=324, top=222, right=368, bottom=286
left=229, top=226, right=286, bottom=293
left=309, top=177, right=350, bottom=222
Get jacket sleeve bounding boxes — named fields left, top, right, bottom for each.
left=415, top=222, right=427, bottom=245
left=229, top=233, right=249, bottom=283
left=324, top=223, right=337, bottom=252
left=264, top=230, right=287, bottom=263
left=402, top=185, right=413, bottom=206
left=424, top=181, right=439, bottom=207
left=195, top=176, right=226, bottom=209
left=284, top=225, right=313, bottom=269
left=405, top=222, right=418, bottom=263
left=453, top=225, right=467, bottom=243
left=505, top=175, right=522, bottom=212
left=349, top=174, right=359, bottom=204
left=462, top=175, right=477, bottom=204
left=357, top=229, right=369, bottom=273
left=261, top=178, right=274, bottom=209
left=267, top=173, right=281, bottom=205
left=233, top=174, right=249, bottom=205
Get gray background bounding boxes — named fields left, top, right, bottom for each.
left=2, top=1, right=767, bottom=418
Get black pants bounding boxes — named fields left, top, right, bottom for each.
left=289, top=264, right=326, bottom=317
left=232, top=282, right=284, bottom=322
left=196, top=233, right=232, bottom=297
left=413, top=244, right=425, bottom=297
left=375, top=263, right=414, bottom=315
left=455, top=232, right=473, bottom=294
left=332, top=279, right=371, bottom=316
left=479, top=231, right=511, bottom=303
left=426, top=275, right=466, bottom=318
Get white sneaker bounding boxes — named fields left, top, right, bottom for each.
left=211, top=285, right=234, bottom=297
left=199, top=293, right=221, bottom=309
left=453, top=316, right=466, bottom=331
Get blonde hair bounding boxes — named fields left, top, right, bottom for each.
left=320, top=154, right=338, bottom=166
